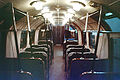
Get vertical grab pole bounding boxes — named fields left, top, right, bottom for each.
left=92, top=6, right=102, bottom=73
left=84, top=13, right=89, bottom=32
left=26, top=12, right=32, bottom=51
left=11, top=3, right=21, bottom=70
left=45, top=19, right=49, bottom=80
left=11, top=3, right=20, bottom=58
left=26, top=12, right=31, bottom=32
left=94, top=6, right=102, bottom=57
left=82, top=13, right=89, bottom=55
left=26, top=12, right=33, bottom=57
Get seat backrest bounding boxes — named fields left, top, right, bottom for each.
left=38, top=41, right=54, bottom=58
left=33, top=52, right=47, bottom=62
left=20, top=52, right=32, bottom=58
left=69, top=59, right=92, bottom=80
left=38, top=41, right=53, bottom=47
left=68, top=53, right=97, bottom=69
left=20, top=58, right=45, bottom=80
left=67, top=48, right=90, bottom=55
left=66, top=45, right=83, bottom=49
left=33, top=44, right=51, bottom=49
left=25, top=48, right=47, bottom=53
left=69, top=59, right=109, bottom=80
left=63, top=41, right=78, bottom=50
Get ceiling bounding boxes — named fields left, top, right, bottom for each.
left=0, top=0, right=119, bottom=26
left=0, top=0, right=118, bottom=15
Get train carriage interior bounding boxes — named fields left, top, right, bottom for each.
left=0, top=0, right=120, bottom=80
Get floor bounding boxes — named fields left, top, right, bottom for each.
left=49, top=45, right=66, bottom=80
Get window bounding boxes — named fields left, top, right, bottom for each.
left=39, top=29, right=52, bottom=40
left=64, top=25, right=78, bottom=40
left=29, top=30, right=35, bottom=44
left=89, top=32, right=96, bottom=48
left=39, top=29, right=46, bottom=40
left=20, top=30, right=27, bottom=48
left=83, top=32, right=86, bottom=45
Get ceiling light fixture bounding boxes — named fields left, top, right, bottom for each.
left=65, top=13, right=74, bottom=19
left=67, top=8, right=75, bottom=14
left=41, top=7, right=50, bottom=13
left=30, top=1, right=46, bottom=10
left=71, top=1, right=86, bottom=11
left=43, top=12, right=52, bottom=19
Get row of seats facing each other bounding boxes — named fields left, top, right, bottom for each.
left=66, top=47, right=96, bottom=71
left=63, top=41, right=79, bottom=68
left=23, top=47, right=49, bottom=65
left=19, top=52, right=48, bottom=80
left=64, top=41, right=120, bottom=80
left=37, top=40, right=54, bottom=79
left=63, top=41, right=79, bottom=71
left=19, top=40, right=54, bottom=80
left=19, top=51, right=48, bottom=69
left=32, top=44, right=53, bottom=64
left=24, top=44, right=52, bottom=65
left=19, top=45, right=50, bottom=80
left=63, top=41, right=99, bottom=78
left=64, top=44, right=95, bottom=72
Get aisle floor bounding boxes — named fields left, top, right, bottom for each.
left=49, top=45, right=66, bottom=80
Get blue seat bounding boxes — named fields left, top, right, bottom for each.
left=68, top=59, right=109, bottom=80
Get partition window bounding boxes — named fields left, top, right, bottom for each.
left=29, top=30, right=35, bottom=44
left=20, top=30, right=27, bottom=48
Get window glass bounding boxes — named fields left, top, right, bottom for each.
left=64, top=25, right=78, bottom=40
left=39, top=29, right=46, bottom=40
left=39, top=29, right=52, bottom=40
left=29, top=30, right=35, bottom=44
left=89, top=32, right=96, bottom=48
left=83, top=32, right=86, bottom=45
left=20, top=30, right=27, bottom=48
